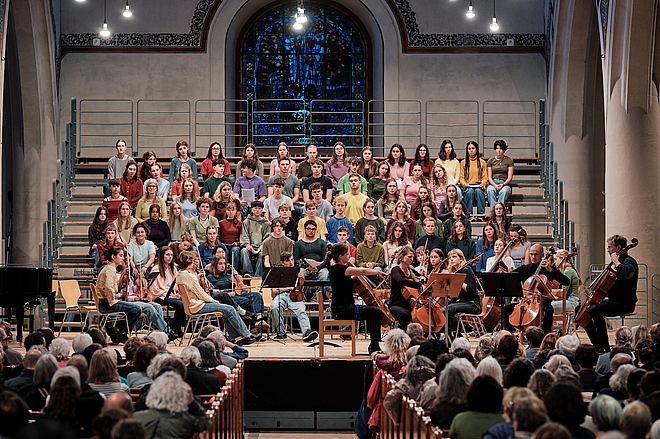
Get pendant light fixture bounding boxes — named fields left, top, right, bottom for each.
left=123, top=0, right=132, bottom=18
left=466, top=0, right=475, bottom=18
left=489, top=0, right=500, bottom=31
left=99, top=0, right=111, bottom=37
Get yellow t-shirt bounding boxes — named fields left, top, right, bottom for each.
left=343, top=192, right=369, bottom=224
left=297, top=216, right=328, bottom=240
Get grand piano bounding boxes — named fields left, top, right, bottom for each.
left=0, top=266, right=55, bottom=342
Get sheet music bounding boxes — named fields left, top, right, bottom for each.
left=242, top=188, right=255, bottom=202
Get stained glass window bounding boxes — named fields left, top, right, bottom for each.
left=240, top=3, right=368, bottom=149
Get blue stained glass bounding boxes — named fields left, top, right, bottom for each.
left=240, top=3, right=368, bottom=148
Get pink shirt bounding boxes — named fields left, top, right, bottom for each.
left=400, top=177, right=423, bottom=202
left=389, top=161, right=410, bottom=182
left=430, top=184, right=447, bottom=206
left=270, top=158, right=296, bottom=177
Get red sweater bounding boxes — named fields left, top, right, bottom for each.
left=201, top=158, right=231, bottom=178
left=97, top=240, right=125, bottom=266
left=102, top=198, right=126, bottom=222
left=120, top=177, right=143, bottom=209
left=218, top=219, right=242, bottom=246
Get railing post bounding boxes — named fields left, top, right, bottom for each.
left=70, top=98, right=78, bottom=157
left=539, top=99, right=545, bottom=159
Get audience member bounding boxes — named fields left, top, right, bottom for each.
left=596, top=326, right=633, bottom=375
left=4, top=349, right=41, bottom=401
left=502, top=357, right=534, bottom=388
left=576, top=344, right=599, bottom=393
left=589, top=394, right=622, bottom=436
left=104, top=392, right=134, bottom=416
left=88, top=349, right=130, bottom=398
left=382, top=356, right=436, bottom=423
left=26, top=353, right=57, bottom=410
left=527, top=369, right=555, bottom=399
left=476, top=356, right=503, bottom=385
left=620, top=400, right=652, bottom=439
left=430, top=358, right=474, bottom=428
left=449, top=376, right=505, bottom=439
left=544, top=382, right=594, bottom=438
left=127, top=344, right=158, bottom=389
left=373, top=329, right=410, bottom=375
left=180, top=346, right=220, bottom=396
left=483, top=387, right=535, bottom=439
left=0, top=390, right=29, bottom=438
left=111, top=419, right=145, bottom=439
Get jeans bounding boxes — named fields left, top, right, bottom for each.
left=270, top=292, right=311, bottom=336
left=199, top=302, right=250, bottom=339
left=132, top=301, right=169, bottom=332
left=241, top=248, right=263, bottom=277
left=98, top=299, right=143, bottom=329
left=154, top=297, right=185, bottom=333
left=551, top=295, right=579, bottom=315
left=301, top=267, right=329, bottom=302
left=228, top=245, right=241, bottom=272
left=91, top=248, right=100, bottom=268
left=486, top=178, right=512, bottom=207
left=211, top=291, right=264, bottom=315
left=442, top=301, right=480, bottom=336
left=462, top=186, right=486, bottom=215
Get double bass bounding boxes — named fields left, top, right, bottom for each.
left=509, top=247, right=556, bottom=329
left=575, top=238, right=638, bottom=328
left=350, top=262, right=395, bottom=327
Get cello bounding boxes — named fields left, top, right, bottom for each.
left=575, top=238, right=638, bottom=328
left=350, top=262, right=395, bottom=327
left=509, top=247, right=556, bottom=330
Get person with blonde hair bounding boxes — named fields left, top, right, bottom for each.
left=167, top=201, right=188, bottom=242
left=88, top=349, right=130, bottom=397
left=373, top=328, right=410, bottom=375
left=386, top=199, right=415, bottom=245
left=136, top=178, right=168, bottom=222
left=170, top=163, right=200, bottom=198
left=113, top=201, right=138, bottom=246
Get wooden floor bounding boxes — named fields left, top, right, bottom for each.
left=7, top=328, right=612, bottom=359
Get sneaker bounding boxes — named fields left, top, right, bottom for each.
left=243, top=274, right=251, bottom=278
left=273, top=333, right=287, bottom=341
left=167, top=331, right=179, bottom=343
left=236, top=334, right=260, bottom=346
left=302, top=329, right=318, bottom=342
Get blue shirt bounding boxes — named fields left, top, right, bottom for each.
left=475, top=238, right=496, bottom=272
left=198, top=242, right=228, bottom=267
left=326, top=215, right=354, bottom=245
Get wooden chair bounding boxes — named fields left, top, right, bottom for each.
left=178, top=283, right=222, bottom=346
left=552, top=288, right=568, bottom=334
left=58, top=280, right=97, bottom=336
left=316, top=291, right=356, bottom=357
left=89, top=283, right=133, bottom=337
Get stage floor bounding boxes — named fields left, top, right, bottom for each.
left=8, top=328, right=608, bottom=359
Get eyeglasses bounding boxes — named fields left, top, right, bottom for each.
left=305, top=227, right=317, bottom=231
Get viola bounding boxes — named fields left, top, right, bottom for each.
left=575, top=238, right=638, bottom=328
left=509, top=248, right=556, bottom=329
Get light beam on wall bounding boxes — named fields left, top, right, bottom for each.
left=292, top=0, right=308, bottom=32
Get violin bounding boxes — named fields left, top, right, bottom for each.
left=509, top=247, right=556, bottom=329
left=230, top=266, right=249, bottom=296
left=575, top=238, right=638, bottom=328
left=195, top=251, right=214, bottom=294
left=290, top=276, right=305, bottom=302
left=118, top=264, right=129, bottom=301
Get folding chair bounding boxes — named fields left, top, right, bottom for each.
left=89, top=283, right=133, bottom=337
left=57, top=280, right=96, bottom=336
left=178, top=284, right=222, bottom=346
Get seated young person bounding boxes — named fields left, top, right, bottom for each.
left=337, top=157, right=368, bottom=196
left=263, top=177, right=293, bottom=221
left=175, top=250, right=259, bottom=345
left=96, top=224, right=125, bottom=269
left=304, top=182, right=334, bottom=221
left=185, top=197, right=220, bottom=247
left=297, top=201, right=328, bottom=241
left=301, top=158, right=333, bottom=203
left=441, top=249, right=480, bottom=337
left=444, top=219, right=476, bottom=261
left=262, top=217, right=294, bottom=272
left=207, top=255, right=269, bottom=330
left=144, top=204, right=171, bottom=250
left=414, top=217, right=447, bottom=254
left=197, top=225, right=227, bottom=267
left=269, top=252, right=319, bottom=342
left=103, top=178, right=128, bottom=222
left=354, top=199, right=386, bottom=244
left=277, top=203, right=298, bottom=242
left=336, top=226, right=356, bottom=264
left=149, top=246, right=185, bottom=338
left=234, top=159, right=267, bottom=218
left=217, top=203, right=242, bottom=272
left=171, top=164, right=200, bottom=198
left=442, top=203, right=472, bottom=241
left=343, top=173, right=369, bottom=224
left=413, top=201, right=443, bottom=242
left=294, top=220, right=329, bottom=300
left=267, top=156, right=300, bottom=205
left=202, top=159, right=231, bottom=198
left=120, top=160, right=143, bottom=211
left=356, top=225, right=386, bottom=272
left=326, top=195, right=354, bottom=245
left=239, top=200, right=270, bottom=278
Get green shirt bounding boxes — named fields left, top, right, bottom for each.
left=356, top=242, right=385, bottom=269
left=184, top=215, right=220, bottom=243
left=368, top=177, right=388, bottom=200
left=486, top=155, right=514, bottom=181
left=563, top=266, right=580, bottom=298
left=354, top=218, right=386, bottom=245
left=202, top=175, right=231, bottom=198
left=267, top=173, right=300, bottom=199
left=449, top=411, right=505, bottom=439
left=337, top=173, right=368, bottom=194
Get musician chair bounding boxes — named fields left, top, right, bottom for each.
left=455, top=294, right=488, bottom=339
left=57, top=280, right=97, bottom=336
left=316, top=291, right=356, bottom=357
left=620, top=312, right=637, bottom=327
left=551, top=288, right=569, bottom=335
left=89, top=283, right=133, bottom=338
left=178, top=284, right=222, bottom=346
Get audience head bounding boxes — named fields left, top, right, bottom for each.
left=406, top=323, right=424, bottom=339
left=75, top=390, right=105, bottom=434
left=512, top=396, right=547, bottom=433
left=652, top=419, right=660, bottom=439
left=72, top=333, right=93, bottom=354
left=133, top=344, right=158, bottom=373
left=503, top=357, right=534, bottom=388
left=402, top=355, right=435, bottom=387
left=34, top=353, right=58, bottom=386
left=434, top=353, right=455, bottom=381
left=475, top=356, right=502, bottom=385
left=632, top=325, right=650, bottom=348
left=38, top=327, right=55, bottom=348
left=528, top=369, right=556, bottom=399
left=627, top=369, right=646, bottom=401
left=636, top=339, right=655, bottom=365
left=180, top=346, right=201, bottom=367
left=644, top=391, right=660, bottom=422
left=610, top=364, right=636, bottom=393
left=0, top=390, right=29, bottom=437
left=406, top=345, right=420, bottom=362
left=24, top=331, right=45, bottom=351
left=525, top=326, right=544, bottom=349
left=450, top=337, right=471, bottom=353
left=590, top=394, right=623, bottom=432
left=49, top=337, right=70, bottom=361
left=416, top=338, right=448, bottom=364
left=554, top=365, right=581, bottom=389
left=147, top=331, right=168, bottom=352
left=408, top=336, right=427, bottom=348
left=497, top=334, right=518, bottom=360
left=381, top=329, right=410, bottom=367
left=199, top=325, right=219, bottom=339
left=435, top=358, right=475, bottom=404
left=641, top=371, right=660, bottom=397
left=538, top=332, right=559, bottom=354
left=89, top=349, right=119, bottom=383
left=611, top=352, right=634, bottom=373
left=67, top=355, right=89, bottom=382
left=146, top=371, right=191, bottom=414
left=111, top=419, right=144, bottom=439
left=650, top=323, right=660, bottom=345
left=532, top=421, right=572, bottom=439
left=147, top=353, right=187, bottom=380
left=620, top=400, right=652, bottom=439
left=207, top=330, right=226, bottom=348
left=466, top=375, right=503, bottom=414
left=474, top=335, right=494, bottom=361
left=451, top=348, right=476, bottom=367
left=23, top=349, right=42, bottom=370
left=544, top=354, right=571, bottom=374
left=198, top=341, right=221, bottom=368
left=575, top=344, right=598, bottom=370
left=104, top=392, right=134, bottom=415
left=502, top=387, right=534, bottom=419
left=122, top=336, right=143, bottom=364
left=557, top=335, right=580, bottom=358
left=43, top=374, right=82, bottom=423
left=92, top=408, right=131, bottom=439
left=87, top=326, right=109, bottom=347
left=544, top=382, right=588, bottom=429
left=615, top=326, right=634, bottom=347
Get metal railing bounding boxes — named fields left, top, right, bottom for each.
left=251, top=99, right=307, bottom=148
left=653, top=274, right=660, bottom=324
left=425, top=100, right=479, bottom=152
left=310, top=99, right=364, bottom=148
left=483, top=100, right=537, bottom=157
left=194, top=99, right=249, bottom=157
left=79, top=99, right=133, bottom=156
left=137, top=99, right=191, bottom=155
left=367, top=100, right=421, bottom=155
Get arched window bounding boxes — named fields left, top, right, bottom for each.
left=240, top=2, right=368, bottom=148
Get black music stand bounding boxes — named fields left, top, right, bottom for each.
left=479, top=272, right=523, bottom=332
left=261, top=266, right=301, bottom=344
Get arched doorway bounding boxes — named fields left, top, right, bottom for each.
left=238, top=2, right=370, bottom=150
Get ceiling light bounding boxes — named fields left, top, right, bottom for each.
left=292, top=21, right=303, bottom=31
left=490, top=0, right=499, bottom=31
left=296, top=8, right=307, bottom=24
left=100, top=21, right=111, bottom=37
left=123, top=1, right=132, bottom=17
left=466, top=1, right=475, bottom=18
